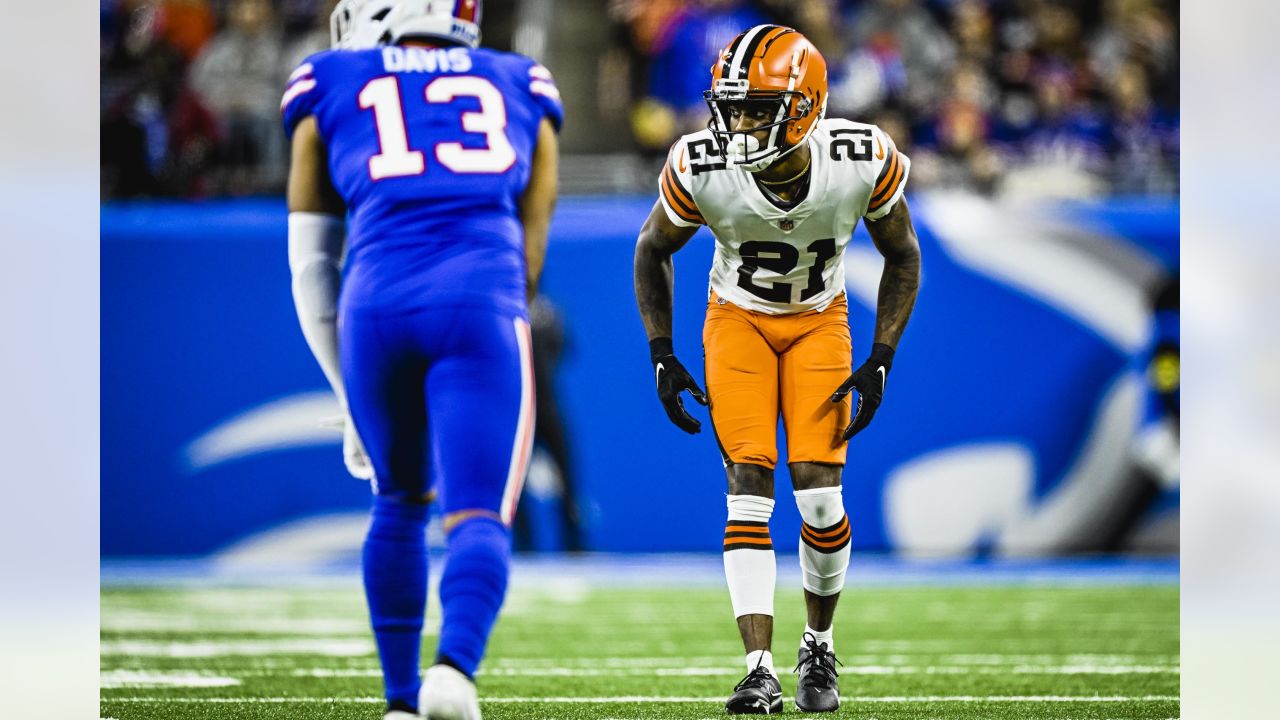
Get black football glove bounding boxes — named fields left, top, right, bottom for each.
left=831, top=343, right=895, bottom=441
left=650, top=337, right=708, bottom=434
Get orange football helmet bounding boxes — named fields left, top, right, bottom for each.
left=704, top=25, right=828, bottom=171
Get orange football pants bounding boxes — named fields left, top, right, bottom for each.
left=702, top=290, right=853, bottom=469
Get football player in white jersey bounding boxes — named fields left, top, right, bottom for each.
left=634, top=25, right=921, bottom=714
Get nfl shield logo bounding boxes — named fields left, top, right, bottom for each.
left=778, top=219, right=794, bottom=231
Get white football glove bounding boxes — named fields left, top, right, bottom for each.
left=342, top=419, right=374, bottom=480
left=320, top=414, right=375, bottom=481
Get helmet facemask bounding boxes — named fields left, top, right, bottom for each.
left=704, top=79, right=816, bottom=172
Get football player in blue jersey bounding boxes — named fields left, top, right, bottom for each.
left=282, top=2, right=560, bottom=718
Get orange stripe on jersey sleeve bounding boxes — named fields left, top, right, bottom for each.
left=661, top=162, right=704, bottom=224
left=868, top=141, right=905, bottom=213
left=664, top=157, right=697, bottom=208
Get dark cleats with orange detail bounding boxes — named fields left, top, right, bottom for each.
left=725, top=665, right=783, bottom=714
left=794, top=633, right=841, bottom=713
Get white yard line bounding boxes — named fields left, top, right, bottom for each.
left=485, top=653, right=1178, bottom=667
left=287, top=665, right=1177, bottom=678
left=103, top=694, right=1180, bottom=704
left=99, top=671, right=241, bottom=688
left=99, top=639, right=375, bottom=657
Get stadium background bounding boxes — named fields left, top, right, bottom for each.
left=101, top=0, right=1179, bottom=562
left=92, top=2, right=1190, bottom=718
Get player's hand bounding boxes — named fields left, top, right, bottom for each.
left=650, top=337, right=708, bottom=434
left=831, top=343, right=895, bottom=441
left=343, top=420, right=374, bottom=480
left=321, top=414, right=375, bottom=480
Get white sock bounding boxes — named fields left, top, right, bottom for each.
left=745, top=649, right=775, bottom=676
left=723, top=495, right=776, bottom=617
left=794, top=487, right=851, bottom=596
left=803, top=624, right=834, bottom=653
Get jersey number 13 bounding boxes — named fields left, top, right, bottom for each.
left=358, top=75, right=516, bottom=179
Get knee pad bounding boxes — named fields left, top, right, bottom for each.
left=723, top=494, right=776, bottom=617
left=794, top=487, right=851, bottom=596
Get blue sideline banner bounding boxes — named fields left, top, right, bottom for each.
left=101, top=195, right=1178, bottom=558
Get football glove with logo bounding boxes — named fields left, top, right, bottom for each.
left=831, top=343, right=895, bottom=441
left=650, top=337, right=708, bottom=434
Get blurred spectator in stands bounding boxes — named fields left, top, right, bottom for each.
left=159, top=0, right=218, bottom=61
left=102, top=0, right=220, bottom=198
left=189, top=0, right=288, bottom=194
left=514, top=294, right=586, bottom=552
left=911, top=61, right=1003, bottom=195
left=831, top=0, right=954, bottom=118
left=1001, top=60, right=1108, bottom=199
left=631, top=0, right=770, bottom=153
left=284, top=0, right=340, bottom=72
left=951, top=0, right=996, bottom=68
left=758, top=0, right=841, bottom=60
left=1089, top=0, right=1177, bottom=110
left=1105, top=57, right=1178, bottom=195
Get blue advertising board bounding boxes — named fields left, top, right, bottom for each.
left=102, top=195, right=1178, bottom=557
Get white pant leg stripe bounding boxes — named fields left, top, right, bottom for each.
left=500, top=317, right=535, bottom=525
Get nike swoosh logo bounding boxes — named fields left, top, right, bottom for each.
left=656, top=362, right=665, bottom=389
left=877, top=366, right=886, bottom=390
left=677, top=149, right=687, bottom=174
left=875, top=135, right=885, bottom=160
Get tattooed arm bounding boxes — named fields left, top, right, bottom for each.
left=634, top=201, right=699, bottom=341
left=634, top=201, right=706, bottom=433
left=831, top=197, right=921, bottom=440
left=864, top=197, right=921, bottom=349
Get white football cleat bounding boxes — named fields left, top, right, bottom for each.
left=384, top=710, right=418, bottom=720
left=420, top=664, right=481, bottom=720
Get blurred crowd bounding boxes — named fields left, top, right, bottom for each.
left=101, top=0, right=333, bottom=197
left=101, top=0, right=1179, bottom=199
left=613, top=0, right=1179, bottom=198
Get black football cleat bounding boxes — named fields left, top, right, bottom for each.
left=725, top=664, right=783, bottom=714
left=794, top=632, right=842, bottom=713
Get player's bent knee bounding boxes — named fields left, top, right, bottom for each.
left=728, top=463, right=775, bottom=497
left=790, top=462, right=843, bottom=492
left=794, top=486, right=851, bottom=596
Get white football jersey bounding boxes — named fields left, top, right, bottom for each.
left=658, top=118, right=910, bottom=315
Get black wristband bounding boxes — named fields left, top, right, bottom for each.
left=868, top=342, right=896, bottom=371
left=649, top=337, right=675, bottom=364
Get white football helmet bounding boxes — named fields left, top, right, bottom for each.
left=330, top=0, right=482, bottom=50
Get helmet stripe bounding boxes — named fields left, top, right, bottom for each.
left=760, top=27, right=795, bottom=55
left=730, top=24, right=776, bottom=80
left=455, top=0, right=480, bottom=24
left=720, top=30, right=748, bottom=78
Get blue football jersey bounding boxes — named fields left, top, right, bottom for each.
left=282, top=45, right=563, bottom=313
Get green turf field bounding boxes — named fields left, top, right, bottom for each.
left=101, top=581, right=1178, bottom=719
